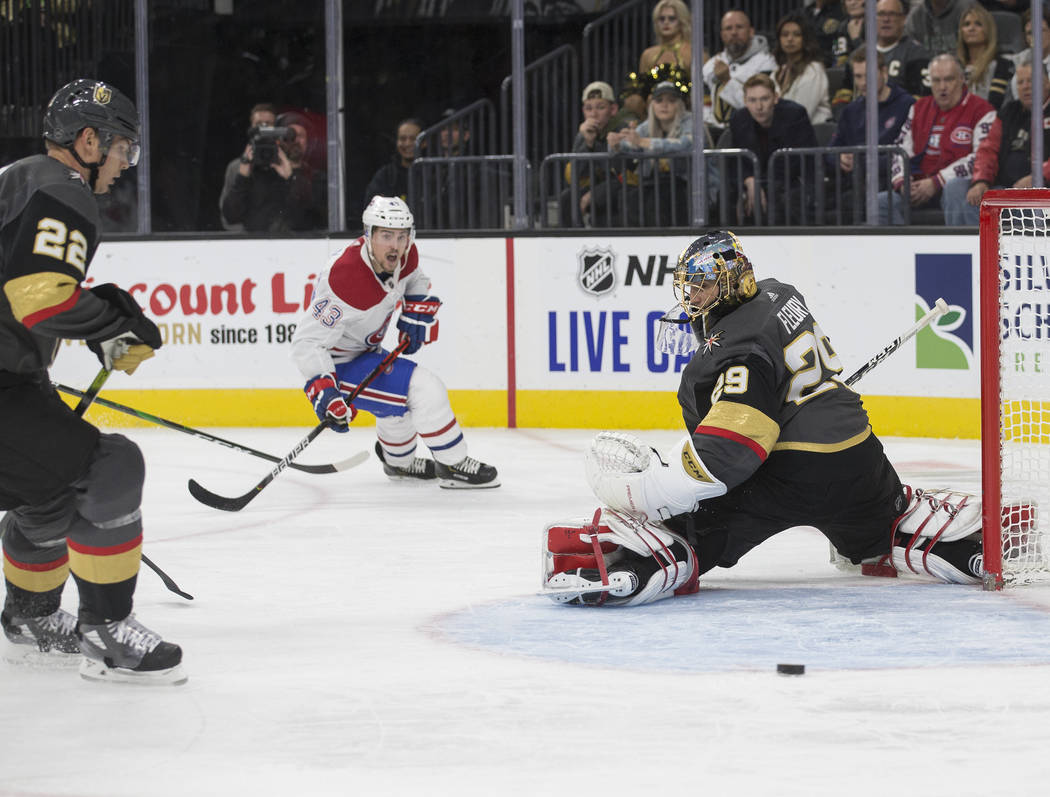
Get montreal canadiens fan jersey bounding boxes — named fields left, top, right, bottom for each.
left=290, top=236, right=431, bottom=380
left=0, top=154, right=135, bottom=383
left=677, top=278, right=873, bottom=490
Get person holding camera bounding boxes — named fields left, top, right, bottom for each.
left=219, top=104, right=325, bottom=232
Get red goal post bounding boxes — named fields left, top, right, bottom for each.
left=979, top=188, right=1050, bottom=589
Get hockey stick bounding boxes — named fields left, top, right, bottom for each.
left=53, top=383, right=365, bottom=475
left=843, top=298, right=949, bottom=387
left=187, top=338, right=412, bottom=512
left=70, top=367, right=194, bottom=600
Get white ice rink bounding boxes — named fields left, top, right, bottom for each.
left=3, top=425, right=1050, bottom=797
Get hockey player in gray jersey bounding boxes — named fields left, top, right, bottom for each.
left=290, top=195, right=498, bottom=488
left=0, top=79, right=183, bottom=682
left=543, top=231, right=987, bottom=606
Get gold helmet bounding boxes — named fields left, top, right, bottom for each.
left=673, top=231, right=757, bottom=319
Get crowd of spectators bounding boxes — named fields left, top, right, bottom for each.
left=213, top=1, right=1049, bottom=231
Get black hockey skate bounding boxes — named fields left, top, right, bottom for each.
left=2, top=607, right=80, bottom=655
left=374, top=442, right=437, bottom=482
left=77, top=614, right=186, bottom=685
left=435, top=456, right=500, bottom=489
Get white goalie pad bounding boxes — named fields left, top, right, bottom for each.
left=830, top=487, right=985, bottom=584
left=584, top=431, right=727, bottom=522
left=542, top=507, right=699, bottom=606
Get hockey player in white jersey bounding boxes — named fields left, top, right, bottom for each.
left=290, top=195, right=498, bottom=488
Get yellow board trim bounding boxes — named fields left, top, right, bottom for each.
left=61, top=389, right=982, bottom=438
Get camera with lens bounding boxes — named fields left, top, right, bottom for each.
left=248, top=125, right=294, bottom=167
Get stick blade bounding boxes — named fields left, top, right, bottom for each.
left=187, top=478, right=257, bottom=512
left=326, top=450, right=371, bottom=472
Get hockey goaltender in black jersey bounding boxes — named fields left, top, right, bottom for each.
left=543, top=231, right=989, bottom=607
left=0, top=79, right=183, bottom=682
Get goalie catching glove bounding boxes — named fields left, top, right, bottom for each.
left=305, top=374, right=356, bottom=431
left=585, top=431, right=727, bottom=522
left=87, top=284, right=163, bottom=375
left=542, top=507, right=699, bottom=606
left=396, top=294, right=440, bottom=355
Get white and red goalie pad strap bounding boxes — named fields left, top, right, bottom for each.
left=542, top=507, right=699, bottom=606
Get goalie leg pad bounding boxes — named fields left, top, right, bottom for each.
left=585, top=431, right=727, bottom=522
left=542, top=507, right=699, bottom=606
left=851, top=487, right=985, bottom=584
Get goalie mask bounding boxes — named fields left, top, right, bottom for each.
left=363, top=195, right=415, bottom=267
left=673, top=231, right=757, bottom=320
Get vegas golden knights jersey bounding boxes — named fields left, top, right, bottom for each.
left=0, top=154, right=130, bottom=385
left=677, top=278, right=873, bottom=490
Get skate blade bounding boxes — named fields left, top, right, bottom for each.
left=2, top=640, right=81, bottom=669
left=79, top=657, right=188, bottom=686
left=438, top=478, right=501, bottom=490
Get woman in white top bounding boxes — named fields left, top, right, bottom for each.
left=772, top=11, right=832, bottom=125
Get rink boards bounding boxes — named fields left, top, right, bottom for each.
left=50, top=232, right=989, bottom=437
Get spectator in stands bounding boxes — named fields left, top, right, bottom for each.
left=606, top=80, right=699, bottom=226
left=559, top=81, right=630, bottom=227
left=827, top=47, right=916, bottom=218
left=622, top=1, right=698, bottom=123
left=220, top=102, right=276, bottom=231
left=728, top=73, right=818, bottom=224
left=876, top=0, right=932, bottom=97
left=640, top=0, right=692, bottom=76
left=803, top=0, right=847, bottom=67
left=957, top=3, right=1015, bottom=110
left=906, top=0, right=967, bottom=55
left=773, top=11, right=832, bottom=123
left=831, top=0, right=866, bottom=68
left=436, top=108, right=472, bottom=156
left=703, top=10, right=776, bottom=132
left=879, top=53, right=996, bottom=224
left=363, top=117, right=423, bottom=207
left=220, top=107, right=327, bottom=233
left=1010, top=8, right=1050, bottom=94
left=943, top=57, right=1050, bottom=225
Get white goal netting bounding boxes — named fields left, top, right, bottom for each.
left=990, top=205, right=1050, bottom=586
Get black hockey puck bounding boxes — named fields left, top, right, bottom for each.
left=776, top=663, right=805, bottom=676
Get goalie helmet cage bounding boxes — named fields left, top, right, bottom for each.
left=979, top=188, right=1050, bottom=590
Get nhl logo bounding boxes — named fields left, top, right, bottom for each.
left=577, top=246, right=617, bottom=297
left=93, top=84, right=112, bottom=104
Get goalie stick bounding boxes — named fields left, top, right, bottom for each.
left=53, top=383, right=364, bottom=475
left=842, top=298, right=949, bottom=387
left=187, top=338, right=411, bottom=512
left=71, top=367, right=193, bottom=601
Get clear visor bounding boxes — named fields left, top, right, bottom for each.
left=105, top=138, right=140, bottom=167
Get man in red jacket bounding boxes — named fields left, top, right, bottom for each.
left=877, top=53, right=995, bottom=224
left=942, top=58, right=1050, bottom=225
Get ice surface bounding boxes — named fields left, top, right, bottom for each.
left=2, top=427, right=1050, bottom=796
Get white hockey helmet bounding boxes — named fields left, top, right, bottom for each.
left=362, top=195, right=415, bottom=264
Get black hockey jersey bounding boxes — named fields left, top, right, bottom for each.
left=677, top=278, right=872, bottom=490
left=0, top=154, right=131, bottom=385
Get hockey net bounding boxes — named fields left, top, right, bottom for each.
left=979, top=189, right=1050, bottom=589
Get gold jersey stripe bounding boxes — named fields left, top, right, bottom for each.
left=3, top=556, right=69, bottom=593
left=701, top=401, right=781, bottom=455
left=3, top=272, right=78, bottom=322
left=772, top=426, right=872, bottom=453
left=67, top=542, right=142, bottom=585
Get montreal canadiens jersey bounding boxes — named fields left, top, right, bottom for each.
left=290, top=236, right=431, bottom=380
left=0, top=154, right=135, bottom=383
left=677, top=278, right=872, bottom=490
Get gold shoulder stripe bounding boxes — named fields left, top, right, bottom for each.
left=3, top=272, right=79, bottom=322
left=701, top=401, right=780, bottom=455
left=772, top=426, right=872, bottom=453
